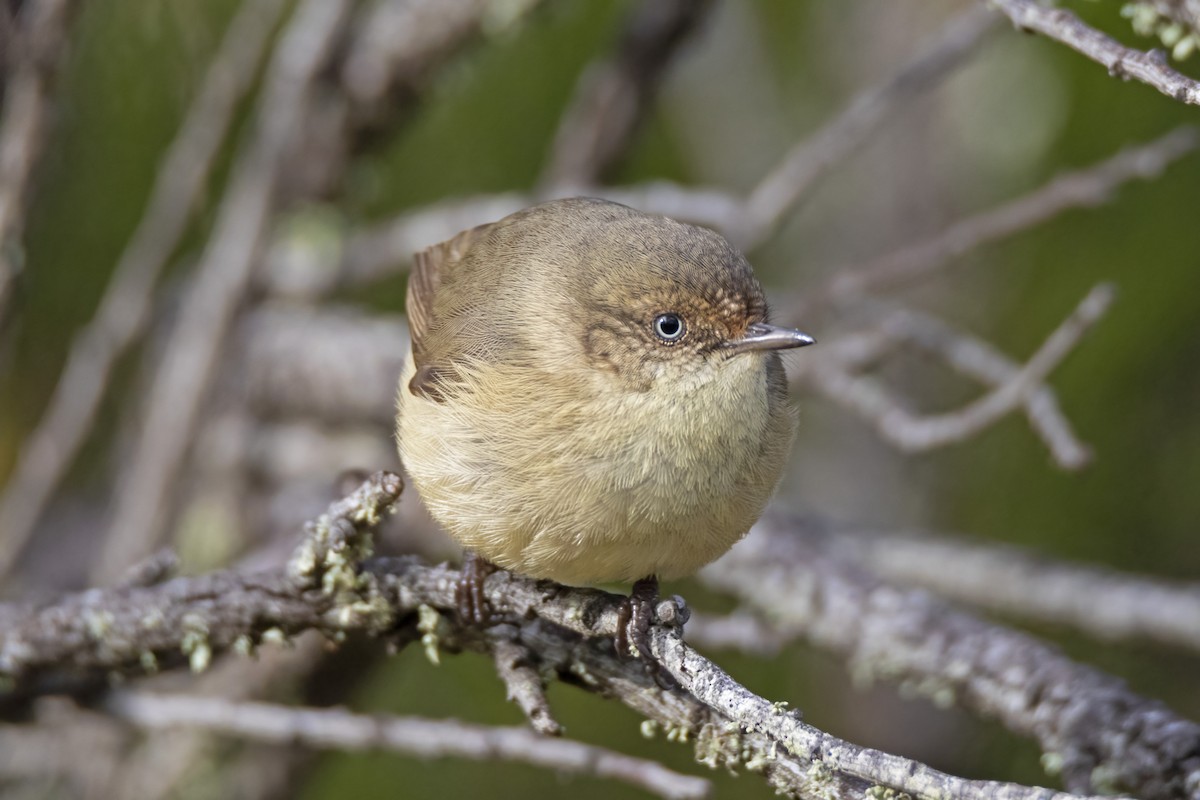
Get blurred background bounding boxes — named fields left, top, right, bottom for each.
left=1, top=0, right=1198, bottom=797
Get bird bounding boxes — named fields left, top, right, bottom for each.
left=396, top=197, right=814, bottom=664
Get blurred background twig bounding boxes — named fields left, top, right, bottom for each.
left=1, top=1, right=1199, bottom=798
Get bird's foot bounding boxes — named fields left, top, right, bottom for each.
left=456, top=552, right=498, bottom=626
left=615, top=576, right=677, bottom=690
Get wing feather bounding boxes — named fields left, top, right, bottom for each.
left=406, top=222, right=494, bottom=400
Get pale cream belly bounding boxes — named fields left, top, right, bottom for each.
left=396, top=351, right=791, bottom=586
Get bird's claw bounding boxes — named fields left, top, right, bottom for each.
left=456, top=552, right=497, bottom=626
left=615, top=576, right=677, bottom=690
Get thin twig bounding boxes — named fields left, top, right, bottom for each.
left=796, top=127, right=1198, bottom=312
left=987, top=0, right=1200, bottom=106
left=803, top=284, right=1114, bottom=456
left=490, top=626, right=563, bottom=736
left=541, top=0, right=715, bottom=187
left=96, top=0, right=354, bottom=584
left=104, top=691, right=710, bottom=800
left=0, top=0, right=288, bottom=584
left=739, top=6, right=999, bottom=248
left=0, top=0, right=77, bottom=328
left=865, top=301, right=1092, bottom=469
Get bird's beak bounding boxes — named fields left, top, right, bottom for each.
left=725, top=322, right=816, bottom=355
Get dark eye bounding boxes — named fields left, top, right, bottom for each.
left=653, top=313, right=686, bottom=342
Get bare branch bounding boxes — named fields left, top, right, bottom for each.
left=702, top=511, right=1200, bottom=800
left=96, top=0, right=355, bottom=584
left=739, top=7, right=1000, bottom=248
left=0, top=0, right=78, bottom=327
left=806, top=522, right=1200, bottom=655
left=803, top=284, right=1114, bottom=457
left=986, top=0, right=1200, bottom=106
left=0, top=0, right=288, bottom=584
left=798, top=127, right=1198, bottom=310
left=103, top=691, right=709, bottom=800
left=541, top=0, right=715, bottom=187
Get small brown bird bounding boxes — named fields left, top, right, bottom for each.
left=396, top=197, right=813, bottom=661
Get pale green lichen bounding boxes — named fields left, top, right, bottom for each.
left=567, top=658, right=599, bottom=687
left=83, top=610, right=114, bottom=640
left=287, top=479, right=400, bottom=640
left=179, top=615, right=212, bottom=674
left=1121, top=2, right=1200, bottom=59
left=1089, top=762, right=1122, bottom=795
left=865, top=785, right=911, bottom=800
left=1041, top=751, right=1064, bottom=776
left=930, top=685, right=956, bottom=709
left=233, top=635, right=255, bottom=657
left=330, top=592, right=395, bottom=634
left=418, top=604, right=443, bottom=665
left=664, top=721, right=692, bottom=743
left=694, top=721, right=744, bottom=773
left=640, top=719, right=660, bottom=739
left=803, top=761, right=841, bottom=800
left=140, top=651, right=158, bottom=675
left=261, top=627, right=289, bottom=646
left=185, top=639, right=211, bottom=673
left=743, top=740, right=777, bottom=773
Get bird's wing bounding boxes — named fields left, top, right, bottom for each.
left=406, top=221, right=494, bottom=401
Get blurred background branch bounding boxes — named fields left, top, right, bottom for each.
left=0, top=0, right=78, bottom=332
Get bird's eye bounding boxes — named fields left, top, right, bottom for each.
left=653, top=313, right=686, bottom=343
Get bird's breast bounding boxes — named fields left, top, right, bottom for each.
left=398, top=351, right=793, bottom=584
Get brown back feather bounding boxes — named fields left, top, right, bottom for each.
left=406, top=222, right=494, bottom=400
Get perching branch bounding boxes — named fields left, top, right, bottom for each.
left=0, top=473, right=1141, bottom=800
